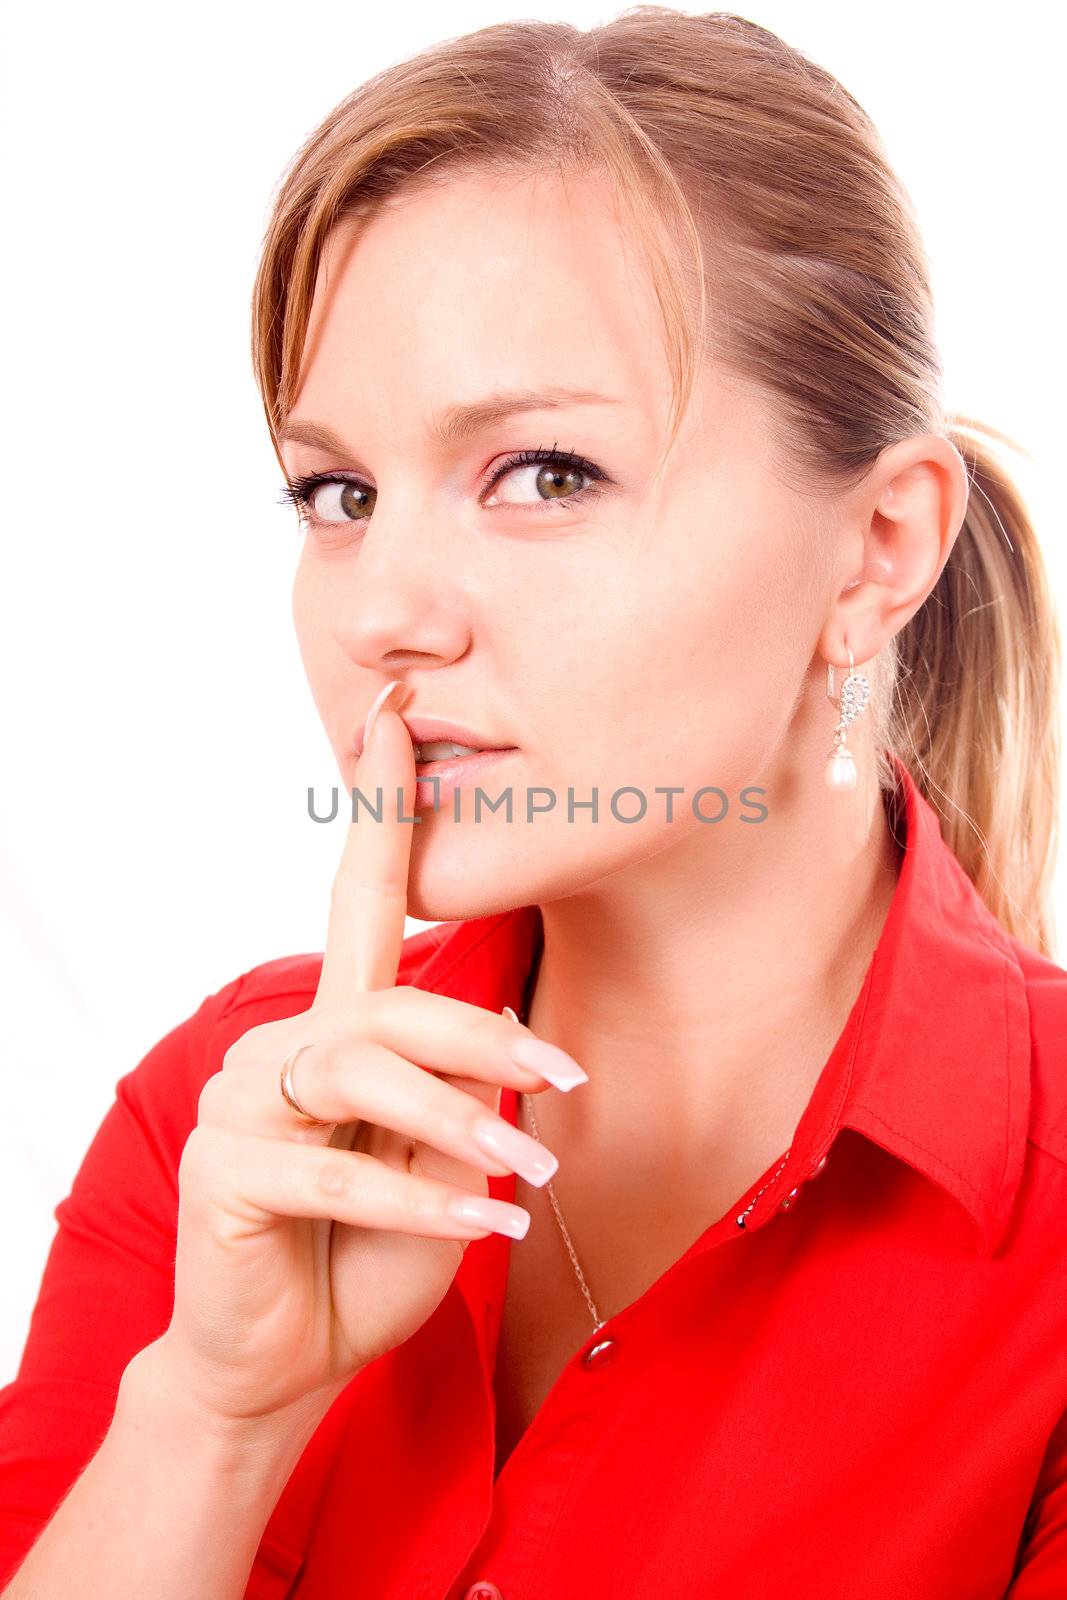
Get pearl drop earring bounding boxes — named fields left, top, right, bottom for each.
left=824, top=643, right=870, bottom=791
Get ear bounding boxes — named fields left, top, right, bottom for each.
left=817, top=432, right=970, bottom=666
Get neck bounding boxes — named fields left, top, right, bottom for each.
left=522, top=745, right=903, bottom=1191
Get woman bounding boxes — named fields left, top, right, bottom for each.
left=1, top=8, right=1064, bottom=1597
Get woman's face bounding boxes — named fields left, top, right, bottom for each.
left=284, top=166, right=833, bottom=921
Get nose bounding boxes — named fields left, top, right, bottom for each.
left=316, top=499, right=473, bottom=674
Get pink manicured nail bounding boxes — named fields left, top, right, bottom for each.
left=472, top=1114, right=559, bottom=1187
left=362, top=680, right=408, bottom=756
left=448, top=1193, right=531, bottom=1239
left=501, top=1006, right=589, bottom=1092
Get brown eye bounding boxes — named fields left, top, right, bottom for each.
left=278, top=472, right=375, bottom=528
left=483, top=448, right=605, bottom=511
left=487, top=461, right=586, bottom=506
left=310, top=480, right=374, bottom=523
left=537, top=463, right=584, bottom=500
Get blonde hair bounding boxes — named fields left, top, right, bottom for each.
left=250, top=6, right=1061, bottom=955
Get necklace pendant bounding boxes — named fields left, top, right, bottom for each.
left=582, top=1334, right=619, bottom=1369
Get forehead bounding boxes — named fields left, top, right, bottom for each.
left=289, top=167, right=673, bottom=435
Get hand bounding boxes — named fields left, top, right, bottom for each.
left=153, top=681, right=587, bottom=1426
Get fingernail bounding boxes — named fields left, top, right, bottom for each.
left=362, top=680, right=407, bottom=756
left=472, top=1114, right=559, bottom=1187
left=448, top=1193, right=531, bottom=1239
left=500, top=1008, right=589, bottom=1092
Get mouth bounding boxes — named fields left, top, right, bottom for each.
left=412, top=738, right=512, bottom=768
left=412, top=746, right=518, bottom=785
left=354, top=710, right=516, bottom=765
left=409, top=747, right=518, bottom=815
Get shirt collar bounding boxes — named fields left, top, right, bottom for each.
left=407, top=750, right=1031, bottom=1257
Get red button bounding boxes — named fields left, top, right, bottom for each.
left=464, top=1584, right=503, bottom=1600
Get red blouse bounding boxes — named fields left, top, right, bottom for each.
left=3, top=753, right=1067, bottom=1598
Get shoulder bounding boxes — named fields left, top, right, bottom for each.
left=115, top=922, right=458, bottom=1128
left=36, top=925, right=466, bottom=1289
left=1009, top=935, right=1067, bottom=1169
left=208, top=921, right=458, bottom=1026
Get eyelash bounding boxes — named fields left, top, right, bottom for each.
left=276, top=443, right=607, bottom=532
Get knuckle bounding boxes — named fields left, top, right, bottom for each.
left=315, top=1149, right=362, bottom=1202
left=196, top=1070, right=229, bottom=1124
left=220, top=1038, right=246, bottom=1073
left=221, top=1023, right=270, bottom=1072
left=178, top=1123, right=224, bottom=1192
left=404, top=1175, right=450, bottom=1226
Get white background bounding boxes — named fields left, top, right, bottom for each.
left=1, top=1, right=1063, bottom=1383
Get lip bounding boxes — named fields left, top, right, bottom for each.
left=353, top=711, right=516, bottom=762
left=412, top=747, right=518, bottom=809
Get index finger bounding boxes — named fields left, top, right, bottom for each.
left=315, top=679, right=416, bottom=1004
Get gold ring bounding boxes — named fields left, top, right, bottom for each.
left=279, top=1043, right=329, bottom=1126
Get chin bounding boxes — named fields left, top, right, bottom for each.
left=403, top=851, right=531, bottom=928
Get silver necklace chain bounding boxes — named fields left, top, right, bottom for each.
left=516, top=970, right=794, bottom=1335
left=520, top=1088, right=793, bottom=1337
left=518, top=1089, right=608, bottom=1336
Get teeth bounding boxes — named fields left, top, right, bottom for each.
left=415, top=740, right=481, bottom=762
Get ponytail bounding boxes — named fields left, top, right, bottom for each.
left=884, top=417, right=1061, bottom=957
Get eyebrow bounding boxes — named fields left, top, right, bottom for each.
left=278, top=386, right=621, bottom=455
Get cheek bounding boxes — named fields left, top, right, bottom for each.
left=550, top=531, right=804, bottom=792
left=290, top=553, right=319, bottom=659
left=290, top=570, right=354, bottom=738
left=292, top=550, right=347, bottom=664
